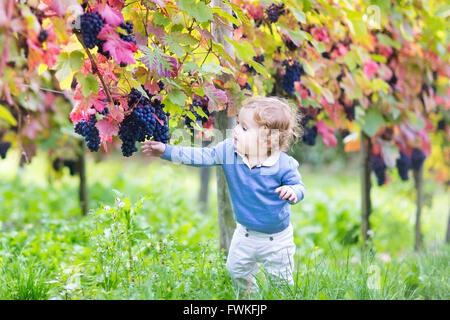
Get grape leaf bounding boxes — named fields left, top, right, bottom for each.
left=168, top=88, right=187, bottom=106
left=77, top=73, right=99, bottom=97
left=139, top=45, right=178, bottom=78
left=0, top=104, right=17, bottom=126
left=178, top=0, right=213, bottom=23
left=98, top=25, right=137, bottom=65
left=356, top=107, right=386, bottom=137
left=97, top=3, right=124, bottom=27
left=96, top=118, right=119, bottom=151
left=203, top=82, right=227, bottom=112
left=316, top=120, right=337, bottom=148
left=69, top=51, right=84, bottom=72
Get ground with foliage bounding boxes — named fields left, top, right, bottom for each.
left=0, top=150, right=448, bottom=300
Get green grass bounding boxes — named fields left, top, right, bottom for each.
left=0, top=150, right=448, bottom=299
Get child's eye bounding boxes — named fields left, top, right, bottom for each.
left=242, top=127, right=247, bottom=131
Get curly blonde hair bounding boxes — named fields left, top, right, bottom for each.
left=241, top=95, right=304, bottom=154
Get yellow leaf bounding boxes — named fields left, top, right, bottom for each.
left=38, top=64, right=48, bottom=75
left=0, top=104, right=17, bottom=126
left=59, top=73, right=74, bottom=91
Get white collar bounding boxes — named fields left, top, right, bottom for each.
left=235, top=150, right=281, bottom=169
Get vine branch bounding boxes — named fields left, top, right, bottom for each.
left=74, top=31, right=113, bottom=104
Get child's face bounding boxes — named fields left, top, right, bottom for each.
left=233, top=108, right=270, bottom=157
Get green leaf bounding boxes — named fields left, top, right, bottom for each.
left=77, top=73, right=99, bottom=97
left=223, top=35, right=256, bottom=61
left=246, top=60, right=270, bottom=77
left=0, top=104, right=17, bottom=126
left=299, top=58, right=314, bottom=77
left=211, top=7, right=239, bottom=26
left=356, top=107, right=386, bottom=137
left=228, top=2, right=250, bottom=25
left=201, top=62, right=233, bottom=75
left=153, top=11, right=171, bottom=26
left=407, top=112, right=426, bottom=131
left=54, top=52, right=71, bottom=83
left=69, top=51, right=84, bottom=72
left=168, top=88, right=187, bottom=106
left=178, top=0, right=213, bottom=23
left=371, top=78, right=389, bottom=94
left=376, top=33, right=401, bottom=50
left=291, top=8, right=306, bottom=24
left=310, top=39, right=325, bottom=53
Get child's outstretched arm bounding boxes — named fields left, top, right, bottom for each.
left=275, top=157, right=306, bottom=205
left=142, top=139, right=228, bottom=167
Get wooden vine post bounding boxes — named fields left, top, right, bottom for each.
left=361, top=131, right=372, bottom=248
left=413, top=163, right=424, bottom=251
left=211, top=0, right=236, bottom=255
left=78, top=139, right=88, bottom=216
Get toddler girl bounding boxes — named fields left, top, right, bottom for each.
left=142, top=95, right=306, bottom=293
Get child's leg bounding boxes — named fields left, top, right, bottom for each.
left=226, top=224, right=259, bottom=293
left=260, top=224, right=296, bottom=286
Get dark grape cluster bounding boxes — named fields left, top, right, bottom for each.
left=119, top=33, right=136, bottom=45
left=371, top=154, right=386, bottom=186
left=266, top=3, right=285, bottom=23
left=80, top=12, right=104, bottom=49
left=97, top=39, right=110, bottom=58
left=396, top=152, right=411, bottom=181
left=38, top=29, right=48, bottom=43
left=411, top=148, right=426, bottom=170
left=119, top=89, right=170, bottom=157
left=152, top=100, right=171, bottom=143
left=119, top=21, right=134, bottom=34
left=282, top=60, right=304, bottom=96
left=303, top=126, right=317, bottom=146
left=437, top=118, right=446, bottom=131
left=243, top=55, right=265, bottom=75
left=184, top=96, right=211, bottom=133
left=0, top=141, right=11, bottom=159
left=344, top=105, right=355, bottom=121
left=100, top=107, right=109, bottom=115
left=74, top=115, right=101, bottom=152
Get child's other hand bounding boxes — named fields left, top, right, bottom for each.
left=275, top=185, right=297, bottom=203
left=142, top=140, right=166, bottom=158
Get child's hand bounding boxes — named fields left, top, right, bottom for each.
left=275, top=185, right=297, bottom=203
left=141, top=140, right=166, bottom=158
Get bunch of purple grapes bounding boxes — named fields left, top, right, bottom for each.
left=282, top=60, right=305, bottom=96
left=119, top=89, right=170, bottom=157
left=303, top=126, right=318, bottom=146
left=80, top=12, right=104, bottom=49
left=301, top=114, right=317, bottom=146
left=411, top=148, right=426, bottom=170
left=371, top=154, right=386, bottom=186
left=344, top=105, right=355, bottom=121
left=184, top=96, right=211, bottom=133
left=396, top=152, right=411, bottom=180
left=0, top=141, right=11, bottom=159
left=266, top=3, right=285, bottom=23
left=75, top=115, right=101, bottom=152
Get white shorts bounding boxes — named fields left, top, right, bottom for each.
left=225, top=222, right=296, bottom=291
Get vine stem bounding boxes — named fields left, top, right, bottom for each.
left=74, top=31, right=113, bottom=104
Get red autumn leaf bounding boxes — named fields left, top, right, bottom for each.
left=96, top=118, right=119, bottom=151
left=95, top=3, right=124, bottom=27
left=97, top=25, right=137, bottom=65
left=316, top=120, right=337, bottom=148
